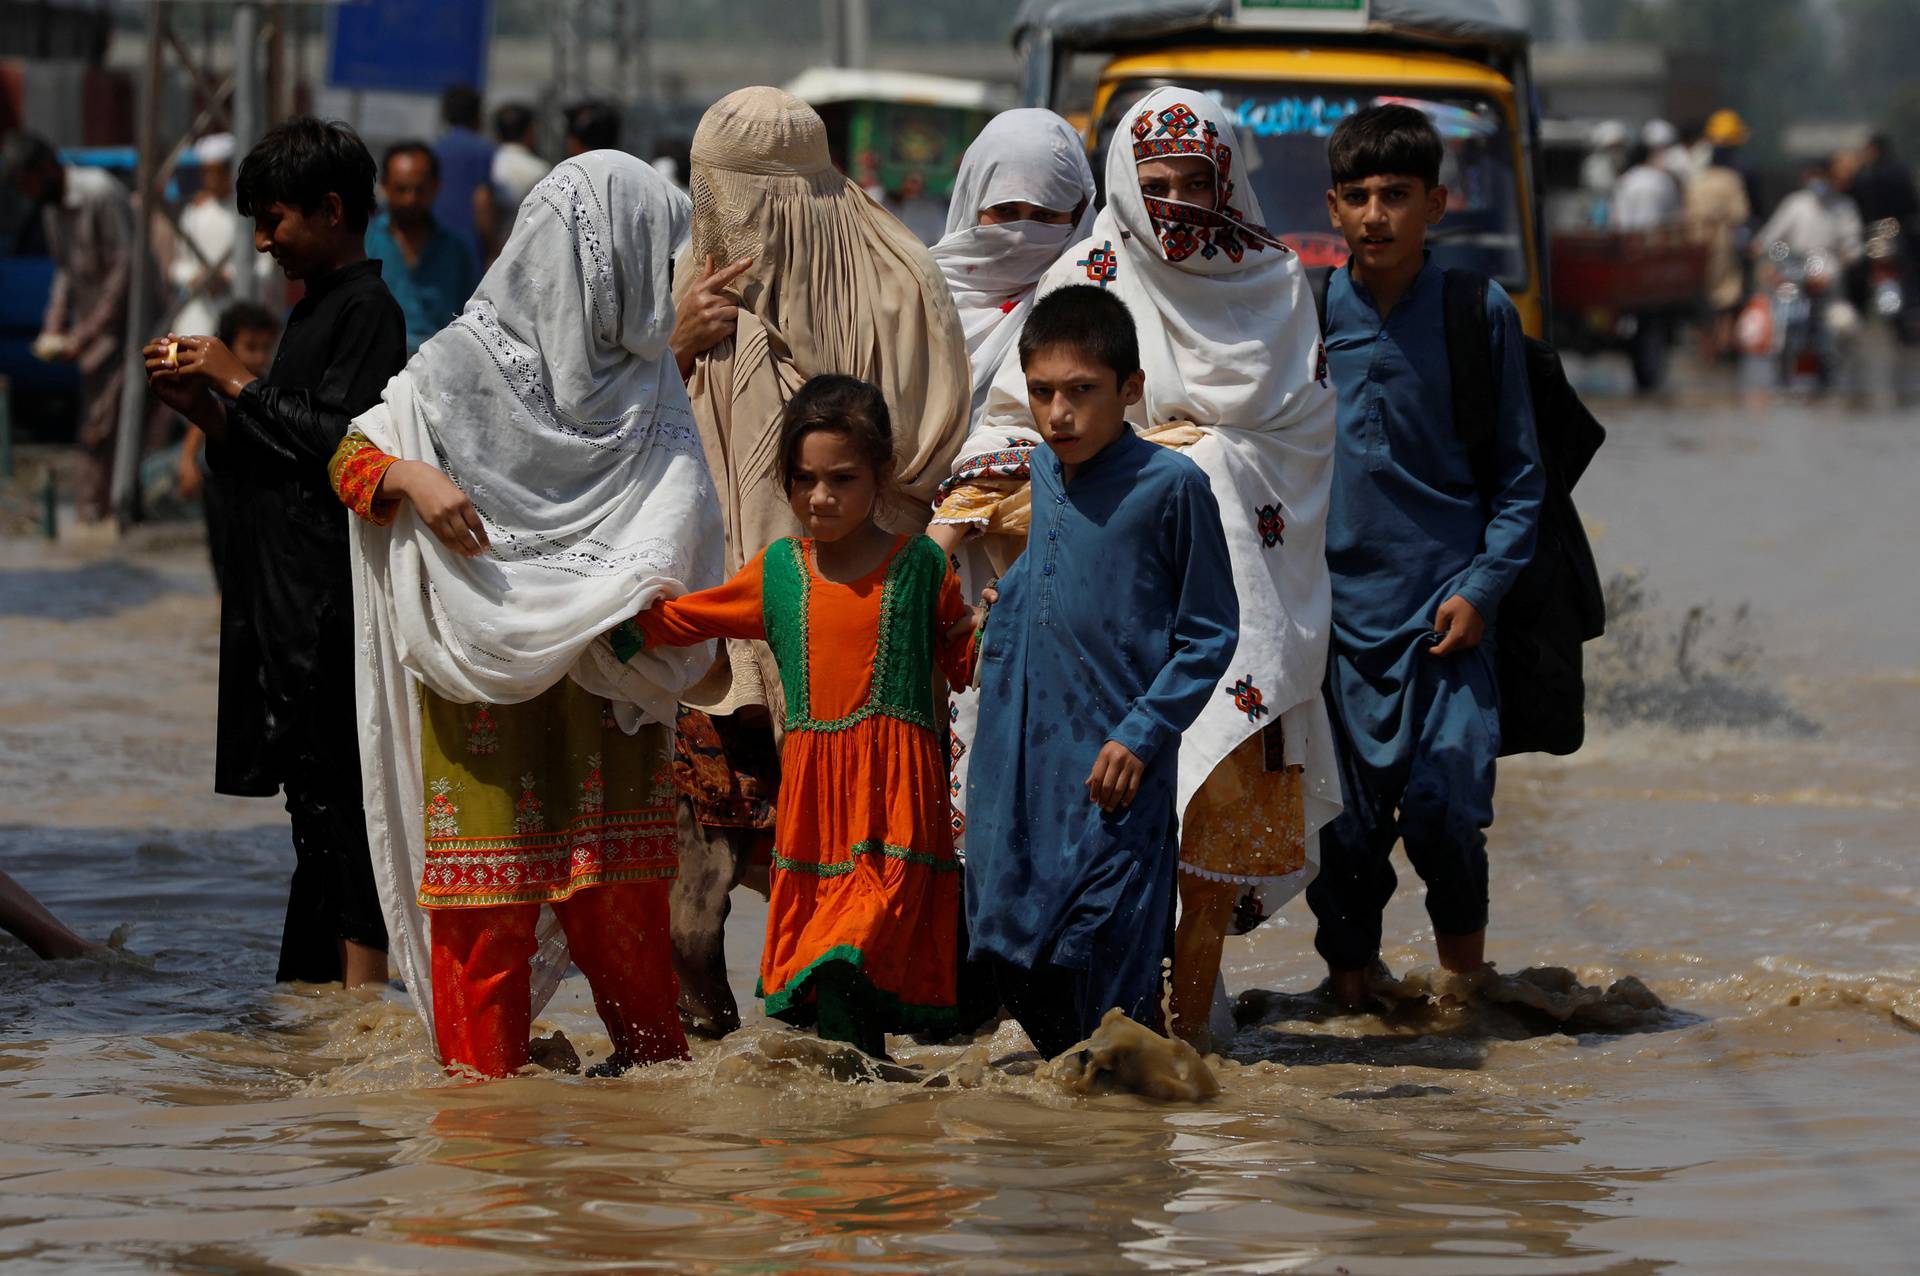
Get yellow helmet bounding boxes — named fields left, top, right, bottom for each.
left=1705, top=109, right=1750, bottom=146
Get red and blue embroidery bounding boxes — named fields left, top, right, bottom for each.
left=1141, top=194, right=1282, bottom=265
left=1157, top=103, right=1201, bottom=138
left=936, top=446, right=1034, bottom=498
left=1256, top=503, right=1285, bottom=549
left=1226, top=675, right=1271, bottom=722
left=1132, top=105, right=1230, bottom=182
left=1078, top=240, right=1119, bottom=286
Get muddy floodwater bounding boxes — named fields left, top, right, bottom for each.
left=3, top=390, right=1917, bottom=1273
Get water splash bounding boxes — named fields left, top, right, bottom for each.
left=1587, top=571, right=1819, bottom=736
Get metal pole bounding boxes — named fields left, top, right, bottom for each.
left=0, top=375, right=12, bottom=480
left=630, top=0, right=658, bottom=162
left=844, top=0, right=869, bottom=71
left=822, top=0, right=842, bottom=67
left=111, top=0, right=168, bottom=530
left=231, top=1, right=263, bottom=304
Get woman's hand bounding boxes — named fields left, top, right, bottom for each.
left=670, top=255, right=752, bottom=379
left=382, top=460, right=491, bottom=556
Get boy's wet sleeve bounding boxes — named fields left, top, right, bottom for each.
left=227, top=293, right=405, bottom=472
left=1106, top=471, right=1240, bottom=765
left=1456, top=287, right=1546, bottom=621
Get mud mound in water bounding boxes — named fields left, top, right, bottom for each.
left=1377, top=965, right=1672, bottom=1034
left=1038, top=1008, right=1220, bottom=1102
left=1231, top=966, right=1683, bottom=1070
left=1588, top=572, right=1818, bottom=736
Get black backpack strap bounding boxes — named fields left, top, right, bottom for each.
left=1442, top=267, right=1497, bottom=500
left=1306, top=264, right=1333, bottom=335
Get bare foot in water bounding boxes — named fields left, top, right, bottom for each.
left=1435, top=929, right=1489, bottom=975
left=1327, top=967, right=1372, bottom=1011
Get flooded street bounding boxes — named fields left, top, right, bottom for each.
left=2, top=384, right=1917, bottom=1274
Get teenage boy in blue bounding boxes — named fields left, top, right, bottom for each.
left=1308, top=104, right=1545, bottom=1009
left=966, top=286, right=1238, bottom=1058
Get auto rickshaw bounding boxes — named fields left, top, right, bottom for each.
left=785, top=67, right=1014, bottom=242
left=1011, top=0, right=1548, bottom=336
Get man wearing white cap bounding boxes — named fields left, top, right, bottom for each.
left=1611, top=127, right=1683, bottom=231
left=170, top=133, right=246, bottom=340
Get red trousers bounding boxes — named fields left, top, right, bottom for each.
left=429, top=878, right=689, bottom=1077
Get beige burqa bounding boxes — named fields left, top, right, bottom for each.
left=676, top=86, right=970, bottom=715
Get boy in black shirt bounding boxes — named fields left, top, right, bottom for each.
left=146, top=118, right=407, bottom=986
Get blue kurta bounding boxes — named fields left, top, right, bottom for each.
left=1308, top=259, right=1545, bottom=968
left=1322, top=260, right=1544, bottom=780
left=965, top=430, right=1238, bottom=1031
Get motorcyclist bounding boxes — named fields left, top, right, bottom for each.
left=1757, top=157, right=1865, bottom=281
left=1756, top=157, right=1866, bottom=385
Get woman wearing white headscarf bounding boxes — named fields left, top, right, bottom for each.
left=661, top=86, right=970, bottom=1037
left=331, top=152, right=724, bottom=1076
left=927, top=108, right=1094, bottom=574
left=961, top=88, right=1344, bottom=1052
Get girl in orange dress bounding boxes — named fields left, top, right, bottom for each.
left=623, top=375, right=980, bottom=1058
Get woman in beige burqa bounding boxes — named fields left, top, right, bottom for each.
left=665, top=86, right=969, bottom=1035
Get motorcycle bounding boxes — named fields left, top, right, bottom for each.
left=1760, top=240, right=1850, bottom=392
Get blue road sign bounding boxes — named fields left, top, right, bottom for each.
left=327, top=0, right=493, bottom=95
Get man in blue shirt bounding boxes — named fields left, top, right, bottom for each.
left=366, top=141, right=477, bottom=354
left=1307, top=105, right=1545, bottom=1009
left=432, top=84, right=498, bottom=262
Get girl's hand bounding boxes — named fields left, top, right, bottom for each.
left=943, top=605, right=986, bottom=645
left=384, top=460, right=491, bottom=556
left=1086, top=740, right=1144, bottom=812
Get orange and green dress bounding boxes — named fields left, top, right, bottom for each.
left=626, top=532, right=975, bottom=1041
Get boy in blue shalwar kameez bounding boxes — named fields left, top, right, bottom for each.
left=966, top=287, right=1238, bottom=1058
left=1307, top=105, right=1546, bottom=1008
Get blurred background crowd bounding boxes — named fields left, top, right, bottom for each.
left=1, top=0, right=1915, bottom=535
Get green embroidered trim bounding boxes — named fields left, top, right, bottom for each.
left=868, top=536, right=942, bottom=729
left=760, top=538, right=811, bottom=721
left=770, top=839, right=960, bottom=878
left=757, top=942, right=959, bottom=1033
left=608, top=618, right=647, bottom=664
left=764, top=535, right=948, bottom=737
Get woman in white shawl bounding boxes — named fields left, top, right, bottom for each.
left=927, top=108, right=1095, bottom=579
left=951, top=88, right=1343, bottom=1052
left=331, top=152, right=723, bottom=1077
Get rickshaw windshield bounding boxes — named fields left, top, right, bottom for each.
left=1098, top=79, right=1528, bottom=289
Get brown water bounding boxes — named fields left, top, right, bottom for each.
left=3, top=393, right=1917, bottom=1273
